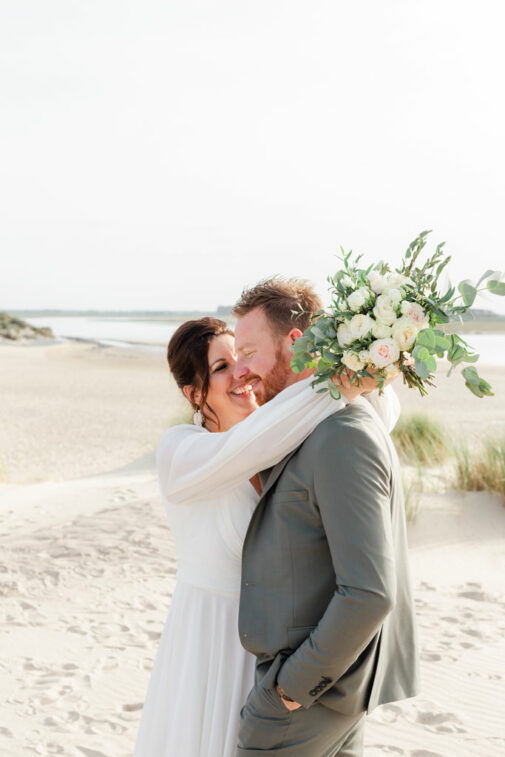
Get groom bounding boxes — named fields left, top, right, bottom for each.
left=232, top=278, right=419, bottom=756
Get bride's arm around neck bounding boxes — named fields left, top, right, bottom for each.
left=157, top=376, right=339, bottom=505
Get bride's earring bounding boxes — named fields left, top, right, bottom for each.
left=193, top=407, right=204, bottom=427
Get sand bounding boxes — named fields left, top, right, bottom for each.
left=0, top=341, right=504, bottom=756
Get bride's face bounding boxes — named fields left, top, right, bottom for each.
left=200, top=334, right=258, bottom=432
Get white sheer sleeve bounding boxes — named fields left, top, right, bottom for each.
left=364, top=385, right=400, bottom=433
left=157, top=377, right=342, bottom=505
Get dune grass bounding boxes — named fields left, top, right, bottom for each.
left=392, top=412, right=449, bottom=466
left=454, top=435, right=505, bottom=499
left=402, top=468, right=423, bottom=523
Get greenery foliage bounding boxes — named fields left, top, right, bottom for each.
left=392, top=413, right=449, bottom=466
left=454, top=436, right=505, bottom=499
left=290, top=231, right=504, bottom=399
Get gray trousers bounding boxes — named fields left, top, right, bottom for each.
left=236, top=656, right=366, bottom=756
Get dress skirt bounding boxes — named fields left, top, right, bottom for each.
left=133, top=579, right=257, bottom=757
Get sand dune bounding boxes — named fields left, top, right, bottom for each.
left=0, top=342, right=504, bottom=756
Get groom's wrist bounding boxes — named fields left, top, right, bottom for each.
left=276, top=684, right=295, bottom=702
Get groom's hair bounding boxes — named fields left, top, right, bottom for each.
left=232, top=277, right=322, bottom=337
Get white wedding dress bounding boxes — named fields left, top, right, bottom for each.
left=133, top=379, right=400, bottom=757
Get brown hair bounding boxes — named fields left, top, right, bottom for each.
left=167, top=317, right=233, bottom=428
left=232, top=276, right=323, bottom=336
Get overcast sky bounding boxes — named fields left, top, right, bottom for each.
left=1, top=0, right=505, bottom=313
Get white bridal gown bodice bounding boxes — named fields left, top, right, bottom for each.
left=133, top=379, right=400, bottom=757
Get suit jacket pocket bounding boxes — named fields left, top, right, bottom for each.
left=287, top=625, right=316, bottom=649
left=274, top=490, right=309, bottom=503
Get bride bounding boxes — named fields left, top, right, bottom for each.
left=133, top=316, right=399, bottom=757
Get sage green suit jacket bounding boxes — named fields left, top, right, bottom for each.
left=238, top=397, right=419, bottom=714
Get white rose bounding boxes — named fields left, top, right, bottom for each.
left=372, top=319, right=392, bottom=339
left=348, top=313, right=374, bottom=341
left=368, top=270, right=388, bottom=294
left=359, top=349, right=371, bottom=365
left=400, top=301, right=428, bottom=329
left=387, top=272, right=416, bottom=289
left=341, top=351, right=365, bottom=372
left=384, top=287, right=403, bottom=306
left=341, top=274, right=353, bottom=288
left=337, top=322, right=353, bottom=347
left=369, top=338, right=400, bottom=369
left=391, top=317, right=418, bottom=351
left=347, top=287, right=369, bottom=312
left=373, top=294, right=398, bottom=325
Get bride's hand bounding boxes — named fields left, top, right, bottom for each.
left=333, top=355, right=411, bottom=401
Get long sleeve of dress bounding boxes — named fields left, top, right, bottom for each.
left=157, top=378, right=400, bottom=505
left=365, top=385, right=400, bottom=434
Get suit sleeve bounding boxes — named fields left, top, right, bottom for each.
left=276, top=419, right=397, bottom=708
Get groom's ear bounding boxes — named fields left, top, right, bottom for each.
left=287, top=328, right=303, bottom=345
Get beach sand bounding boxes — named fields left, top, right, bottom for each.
left=0, top=341, right=504, bottom=756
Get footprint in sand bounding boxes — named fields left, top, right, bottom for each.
left=458, top=589, right=489, bottom=602
left=77, top=748, right=111, bottom=757
left=413, top=710, right=467, bottom=734
left=122, top=702, right=143, bottom=712
left=367, top=746, right=405, bottom=755
left=420, top=651, right=458, bottom=663
left=372, top=703, right=403, bottom=724
left=419, top=581, right=436, bottom=591
left=410, top=751, right=444, bottom=757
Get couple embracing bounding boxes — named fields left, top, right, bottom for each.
left=134, top=277, right=419, bottom=757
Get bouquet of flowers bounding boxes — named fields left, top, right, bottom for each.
left=291, top=231, right=505, bottom=399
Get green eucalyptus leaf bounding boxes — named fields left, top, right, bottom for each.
left=413, top=345, right=430, bottom=361
left=439, top=286, right=455, bottom=304
left=430, top=306, right=450, bottom=323
left=478, top=378, right=494, bottom=396
left=465, top=381, right=484, bottom=398
left=416, top=328, right=436, bottom=350
left=328, top=381, right=342, bottom=401
left=425, top=355, right=437, bottom=372
left=476, top=269, right=497, bottom=287
left=487, top=278, right=505, bottom=296
left=458, top=280, right=477, bottom=307
left=462, top=366, right=479, bottom=385
left=414, top=358, right=430, bottom=380
left=433, top=330, right=451, bottom=350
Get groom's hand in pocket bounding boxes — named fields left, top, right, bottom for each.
left=276, top=684, right=302, bottom=711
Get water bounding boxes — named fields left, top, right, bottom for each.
left=26, top=316, right=186, bottom=351
left=25, top=316, right=505, bottom=364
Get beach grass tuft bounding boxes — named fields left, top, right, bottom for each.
left=392, top=412, right=449, bottom=466
left=402, top=467, right=423, bottom=522
left=454, top=435, right=505, bottom=499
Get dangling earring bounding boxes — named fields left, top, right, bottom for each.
left=193, top=407, right=204, bottom=427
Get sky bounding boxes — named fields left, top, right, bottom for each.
left=1, top=0, right=505, bottom=313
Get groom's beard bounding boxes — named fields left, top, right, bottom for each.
left=255, top=346, right=293, bottom=405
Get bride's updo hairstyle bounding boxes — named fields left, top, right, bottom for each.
left=167, top=317, right=234, bottom=428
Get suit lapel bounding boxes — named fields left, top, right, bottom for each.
left=258, top=446, right=299, bottom=504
